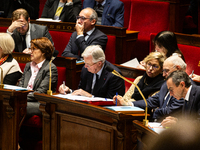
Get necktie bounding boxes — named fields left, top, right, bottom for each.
left=92, top=74, right=99, bottom=95
left=21, top=35, right=26, bottom=50
left=162, top=93, right=170, bottom=108
left=184, top=100, right=188, bottom=111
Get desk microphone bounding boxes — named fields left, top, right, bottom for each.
left=47, top=59, right=53, bottom=95
left=0, top=67, right=4, bottom=89
left=105, top=65, right=148, bottom=126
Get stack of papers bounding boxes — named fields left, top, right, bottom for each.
left=36, top=18, right=61, bottom=22
left=121, top=58, right=140, bottom=68
left=105, top=106, right=144, bottom=114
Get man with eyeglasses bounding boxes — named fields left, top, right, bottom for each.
left=59, top=45, right=125, bottom=99
left=7, top=8, right=54, bottom=54
left=114, top=56, right=194, bottom=121
left=82, top=0, right=124, bottom=27
left=61, top=7, right=108, bottom=60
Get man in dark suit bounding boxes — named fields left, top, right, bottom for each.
left=59, top=45, right=125, bottom=99
left=114, top=56, right=189, bottom=121
left=0, top=0, right=39, bottom=19
left=161, top=71, right=200, bottom=127
left=83, top=0, right=124, bottom=27
left=61, top=7, right=108, bottom=60
left=41, top=0, right=82, bottom=22
left=7, top=8, right=54, bottom=54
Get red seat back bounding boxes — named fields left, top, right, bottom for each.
left=0, top=26, right=8, bottom=32
left=49, top=31, right=72, bottom=57
left=120, top=0, right=132, bottom=28
left=105, top=35, right=116, bottom=63
left=39, top=0, right=46, bottom=18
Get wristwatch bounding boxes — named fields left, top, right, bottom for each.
left=65, top=2, right=73, bottom=6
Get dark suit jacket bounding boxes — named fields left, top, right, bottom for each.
left=183, top=85, right=200, bottom=120
left=1, top=0, right=39, bottom=19
left=78, top=61, right=125, bottom=99
left=133, top=82, right=184, bottom=121
left=61, top=28, right=108, bottom=59
left=18, top=59, right=58, bottom=118
left=41, top=0, right=82, bottom=22
left=18, top=60, right=58, bottom=102
left=83, top=0, right=124, bottom=27
left=11, top=23, right=54, bottom=52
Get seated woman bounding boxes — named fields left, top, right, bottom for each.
left=18, top=37, right=58, bottom=118
left=122, top=52, right=165, bottom=103
left=138, top=31, right=184, bottom=69
left=41, top=0, right=82, bottom=22
left=0, top=33, right=22, bottom=85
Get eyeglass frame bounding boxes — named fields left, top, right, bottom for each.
left=76, top=16, right=92, bottom=21
left=163, top=65, right=176, bottom=73
left=146, top=62, right=160, bottom=70
left=85, top=62, right=97, bottom=68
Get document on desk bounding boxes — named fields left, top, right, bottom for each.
left=53, top=94, right=113, bottom=102
left=148, top=122, right=166, bottom=134
left=105, top=106, right=144, bottom=114
left=120, top=58, right=140, bottom=68
left=4, top=84, right=28, bottom=91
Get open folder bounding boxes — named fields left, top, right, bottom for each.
left=105, top=106, right=144, bottom=114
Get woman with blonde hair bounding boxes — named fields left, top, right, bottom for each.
left=0, top=33, right=22, bottom=85
left=114, top=52, right=166, bottom=103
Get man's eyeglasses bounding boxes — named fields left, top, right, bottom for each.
left=85, top=62, right=96, bottom=68
left=76, top=16, right=91, bottom=21
left=146, top=63, right=159, bottom=70
left=163, top=66, right=176, bottom=73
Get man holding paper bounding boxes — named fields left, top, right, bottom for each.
left=59, top=45, right=125, bottom=98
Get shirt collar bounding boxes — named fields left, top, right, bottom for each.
left=86, top=27, right=95, bottom=36
left=96, top=62, right=105, bottom=78
left=31, top=59, right=46, bottom=69
left=185, top=85, right=192, bottom=101
left=96, top=0, right=106, bottom=6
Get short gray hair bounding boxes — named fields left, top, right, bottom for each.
left=0, top=33, right=15, bottom=54
left=82, top=45, right=105, bottom=63
left=165, top=56, right=186, bottom=71
left=87, top=7, right=98, bottom=23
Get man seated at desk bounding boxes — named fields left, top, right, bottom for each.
left=83, top=0, right=124, bottom=27
left=61, top=7, right=108, bottom=60
left=161, top=71, right=200, bottom=127
left=59, top=45, right=125, bottom=99
left=7, top=8, right=54, bottom=54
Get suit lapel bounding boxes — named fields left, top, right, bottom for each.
left=86, top=28, right=97, bottom=44
left=30, top=24, right=37, bottom=40
left=24, top=64, right=32, bottom=87
left=187, top=86, right=196, bottom=114
left=102, top=0, right=111, bottom=23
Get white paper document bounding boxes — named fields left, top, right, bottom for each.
left=53, top=94, right=113, bottom=102
left=4, top=84, right=28, bottom=91
left=120, top=58, right=140, bottom=68
left=148, top=122, right=166, bottom=134
left=36, top=18, right=61, bottom=22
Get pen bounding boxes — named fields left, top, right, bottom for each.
left=116, top=92, right=118, bottom=106
left=105, top=98, right=107, bottom=101
left=63, top=81, right=66, bottom=94
left=191, top=70, right=194, bottom=77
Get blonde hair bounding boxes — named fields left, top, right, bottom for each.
left=143, top=52, right=166, bottom=67
left=82, top=45, right=105, bottom=63
left=0, top=33, right=15, bottom=54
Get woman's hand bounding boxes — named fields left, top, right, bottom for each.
left=113, top=95, right=131, bottom=106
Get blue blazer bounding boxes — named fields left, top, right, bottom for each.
left=83, top=0, right=124, bottom=27
left=133, top=82, right=184, bottom=120
left=78, top=61, right=125, bottom=99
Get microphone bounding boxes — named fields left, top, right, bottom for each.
left=0, top=67, right=4, bottom=89
left=47, top=59, right=53, bottom=95
left=105, top=65, right=149, bottom=126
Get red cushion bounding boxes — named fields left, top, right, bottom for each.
left=38, top=0, right=46, bottom=18
left=19, top=63, right=26, bottom=72
left=178, top=44, right=200, bottom=75
left=49, top=31, right=72, bottom=57
left=23, top=115, right=42, bottom=128
left=56, top=66, right=66, bottom=92
left=0, top=26, right=7, bottom=32
left=105, top=35, right=116, bottom=63
left=120, top=0, right=132, bottom=28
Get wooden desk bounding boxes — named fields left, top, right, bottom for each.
left=0, top=88, right=29, bottom=150
left=132, top=120, right=158, bottom=150
left=11, top=52, right=84, bottom=90
left=34, top=93, right=146, bottom=150
left=0, top=18, right=139, bottom=64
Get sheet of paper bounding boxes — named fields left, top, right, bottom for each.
left=148, top=122, right=166, bottom=134
left=120, top=58, right=140, bottom=68
left=53, top=94, right=113, bottom=102
left=4, top=84, right=28, bottom=91
left=36, top=18, right=61, bottom=22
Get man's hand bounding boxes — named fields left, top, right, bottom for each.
left=71, top=89, right=92, bottom=97
left=113, top=95, right=130, bottom=106
left=161, top=116, right=178, bottom=128
left=59, top=84, right=70, bottom=94
left=8, top=19, right=26, bottom=33
left=23, top=48, right=32, bottom=54
left=190, top=73, right=200, bottom=82
left=75, top=20, right=84, bottom=35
